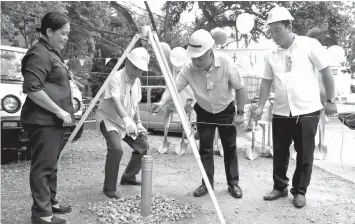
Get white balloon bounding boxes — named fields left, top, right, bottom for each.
left=211, top=27, right=228, bottom=45
left=170, top=47, right=189, bottom=67
left=236, top=13, right=255, bottom=34
left=327, top=45, right=345, bottom=65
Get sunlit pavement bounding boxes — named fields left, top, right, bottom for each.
left=313, top=111, right=355, bottom=184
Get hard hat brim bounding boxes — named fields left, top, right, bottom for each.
left=266, top=18, right=293, bottom=25
left=186, top=46, right=210, bottom=58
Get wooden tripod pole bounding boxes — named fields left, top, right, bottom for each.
left=151, top=32, right=189, bottom=123
left=148, top=28, right=226, bottom=224
left=58, top=34, right=141, bottom=161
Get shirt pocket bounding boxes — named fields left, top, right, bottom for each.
left=292, top=55, right=313, bottom=72
left=270, top=56, right=284, bottom=74
left=212, top=77, right=228, bottom=95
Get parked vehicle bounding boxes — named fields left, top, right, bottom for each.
left=0, top=45, right=83, bottom=163
left=139, top=82, right=184, bottom=133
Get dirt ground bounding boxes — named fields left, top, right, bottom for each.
left=1, top=129, right=355, bottom=224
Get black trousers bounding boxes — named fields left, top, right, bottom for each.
left=272, top=110, right=320, bottom=195
left=194, top=102, right=239, bottom=187
left=100, top=121, right=148, bottom=191
left=24, top=125, right=67, bottom=217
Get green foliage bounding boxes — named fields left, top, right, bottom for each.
left=166, top=1, right=355, bottom=73
left=1, top=1, right=134, bottom=97
left=1, top=1, right=69, bottom=47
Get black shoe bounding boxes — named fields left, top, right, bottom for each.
left=52, top=204, right=72, bottom=214
left=193, top=185, right=210, bottom=197
left=31, top=215, right=66, bottom=224
left=293, top=194, right=306, bottom=208
left=263, top=189, right=288, bottom=201
left=103, top=190, right=121, bottom=199
left=228, top=185, right=243, bottom=199
left=120, top=178, right=141, bottom=186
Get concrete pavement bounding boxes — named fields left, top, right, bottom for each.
left=313, top=115, right=355, bottom=183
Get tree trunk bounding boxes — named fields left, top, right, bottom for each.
left=163, top=1, right=171, bottom=41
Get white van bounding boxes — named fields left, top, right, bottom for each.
left=0, top=45, right=83, bottom=162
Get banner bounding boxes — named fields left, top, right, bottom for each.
left=105, top=58, right=111, bottom=65
left=79, top=59, right=85, bottom=66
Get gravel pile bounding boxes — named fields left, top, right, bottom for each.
left=89, top=193, right=202, bottom=224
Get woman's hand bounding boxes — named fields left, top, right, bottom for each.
left=56, top=110, right=73, bottom=126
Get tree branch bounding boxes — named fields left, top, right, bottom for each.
left=163, top=1, right=171, bottom=41
left=198, top=2, right=213, bottom=23
left=144, top=1, right=158, bottom=32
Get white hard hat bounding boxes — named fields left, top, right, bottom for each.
left=170, top=47, right=189, bottom=67
left=127, top=47, right=150, bottom=71
left=266, top=6, right=294, bottom=25
left=186, top=29, right=215, bottom=58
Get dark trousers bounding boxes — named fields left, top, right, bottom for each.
left=99, top=121, right=148, bottom=191
left=24, top=125, right=66, bottom=217
left=272, top=110, right=320, bottom=195
left=194, top=102, right=239, bottom=187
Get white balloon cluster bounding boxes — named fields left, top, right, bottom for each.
left=210, top=27, right=228, bottom=45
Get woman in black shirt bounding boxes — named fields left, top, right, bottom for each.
left=21, top=12, right=73, bottom=224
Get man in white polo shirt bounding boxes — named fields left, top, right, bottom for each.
left=152, top=29, right=246, bottom=199
left=253, top=7, right=337, bottom=208
left=96, top=47, right=150, bottom=199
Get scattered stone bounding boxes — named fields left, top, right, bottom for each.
left=89, top=193, right=202, bottom=224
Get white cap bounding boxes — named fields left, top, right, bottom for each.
left=170, top=47, right=189, bottom=67
left=127, top=47, right=150, bottom=71
left=186, top=29, right=215, bottom=58
left=266, top=6, right=294, bottom=25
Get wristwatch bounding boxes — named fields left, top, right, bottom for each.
left=327, top=97, right=336, bottom=104
left=236, top=110, right=245, bottom=115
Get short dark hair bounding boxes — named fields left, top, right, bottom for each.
left=36, top=12, right=70, bottom=36
left=280, top=20, right=292, bottom=28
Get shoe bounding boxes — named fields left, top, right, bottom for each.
left=193, top=185, right=209, bottom=197
left=293, top=194, right=306, bottom=208
left=228, top=185, right=243, bottom=199
left=103, top=190, right=121, bottom=199
left=31, top=215, right=66, bottom=224
left=263, top=189, right=288, bottom=201
left=52, top=204, right=72, bottom=214
left=120, top=178, right=141, bottom=186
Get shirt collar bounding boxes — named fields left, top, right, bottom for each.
left=276, top=34, right=298, bottom=51
left=213, top=51, right=222, bottom=67
left=39, top=37, right=56, bottom=52
left=123, top=68, right=135, bottom=84
left=192, top=51, right=221, bottom=72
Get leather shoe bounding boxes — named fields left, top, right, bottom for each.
left=228, top=185, right=243, bottom=198
left=293, top=194, right=306, bottom=208
left=31, top=215, right=66, bottom=224
left=103, top=190, right=121, bottom=199
left=120, top=178, right=141, bottom=186
left=52, top=204, right=72, bottom=214
left=193, top=185, right=210, bottom=197
left=263, top=189, right=288, bottom=201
